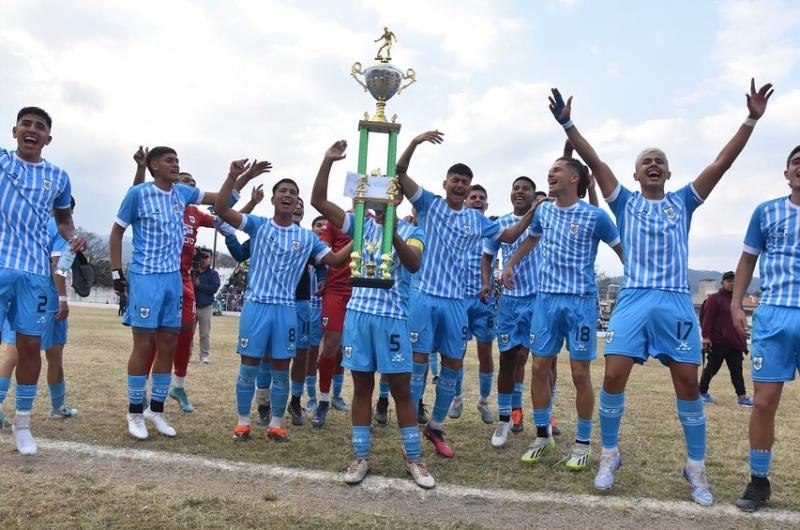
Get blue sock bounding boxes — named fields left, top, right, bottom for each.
left=270, top=369, right=290, bottom=423
left=150, top=373, right=171, bottom=404
left=257, top=361, right=272, bottom=389
left=478, top=371, right=493, bottom=399
left=533, top=407, right=550, bottom=429
left=548, top=384, right=558, bottom=414
left=400, top=425, right=422, bottom=461
left=15, top=383, right=37, bottom=413
left=430, top=353, right=439, bottom=378
left=512, top=382, right=524, bottom=409
left=576, top=417, right=593, bottom=443
left=127, top=375, right=147, bottom=407
left=677, top=398, right=706, bottom=461
left=750, top=448, right=772, bottom=478
left=291, top=380, right=304, bottom=398
left=454, top=369, right=464, bottom=397
left=379, top=379, right=390, bottom=399
left=352, top=425, right=372, bottom=458
left=332, top=374, right=344, bottom=398
left=411, top=361, right=427, bottom=406
left=497, top=393, right=512, bottom=419
left=0, top=376, right=10, bottom=404
left=431, top=366, right=459, bottom=425
left=305, top=376, right=317, bottom=400
left=599, top=389, right=625, bottom=449
left=49, top=381, right=66, bottom=410
left=236, top=364, right=258, bottom=417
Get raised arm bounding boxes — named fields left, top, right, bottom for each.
left=132, top=146, right=148, bottom=186
left=501, top=234, right=539, bottom=289
left=310, top=140, right=348, bottom=229
left=214, top=159, right=272, bottom=229
left=498, top=196, right=549, bottom=243
left=395, top=130, right=444, bottom=200
left=549, top=89, right=619, bottom=198
left=238, top=184, right=264, bottom=215
left=731, top=251, right=759, bottom=336
left=692, top=79, right=773, bottom=200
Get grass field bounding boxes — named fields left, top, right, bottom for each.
left=1, top=306, right=799, bottom=527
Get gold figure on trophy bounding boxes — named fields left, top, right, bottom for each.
left=374, top=26, right=397, bottom=63
left=363, top=240, right=381, bottom=277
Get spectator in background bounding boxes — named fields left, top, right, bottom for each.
left=193, top=250, right=221, bottom=364
left=699, top=271, right=753, bottom=407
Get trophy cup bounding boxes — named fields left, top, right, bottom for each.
left=347, top=27, right=417, bottom=289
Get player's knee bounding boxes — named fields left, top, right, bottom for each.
left=412, top=352, right=429, bottom=364
left=753, top=392, right=780, bottom=414
left=571, top=366, right=591, bottom=388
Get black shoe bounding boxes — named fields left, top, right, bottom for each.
left=289, top=398, right=304, bottom=426
left=257, top=403, right=271, bottom=426
left=736, top=477, right=771, bottom=512
left=312, top=400, right=330, bottom=428
left=374, top=397, right=389, bottom=426
left=417, top=401, right=428, bottom=425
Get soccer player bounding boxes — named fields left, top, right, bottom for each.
left=732, top=145, right=800, bottom=512
left=503, top=159, right=622, bottom=469
left=449, top=184, right=496, bottom=424
left=548, top=79, right=772, bottom=504
left=112, top=146, right=222, bottom=440
left=0, top=107, right=86, bottom=454
left=214, top=159, right=350, bottom=442
left=306, top=215, right=328, bottom=414
left=396, top=130, right=539, bottom=457
left=483, top=176, right=542, bottom=447
left=311, top=139, right=435, bottom=488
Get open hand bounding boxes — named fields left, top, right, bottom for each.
left=251, top=184, right=264, bottom=204
left=413, top=130, right=444, bottom=146
left=240, top=159, right=273, bottom=181
left=746, top=78, right=774, bottom=120
left=548, top=88, right=572, bottom=125
left=325, top=140, right=348, bottom=162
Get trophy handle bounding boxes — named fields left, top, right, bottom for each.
left=350, top=62, right=368, bottom=92
left=397, top=68, right=417, bottom=95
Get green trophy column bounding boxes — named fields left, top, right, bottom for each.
left=351, top=126, right=369, bottom=278
left=380, top=130, right=399, bottom=279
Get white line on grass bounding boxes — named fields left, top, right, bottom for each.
left=7, top=437, right=800, bottom=524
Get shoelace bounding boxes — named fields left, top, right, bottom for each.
left=687, top=467, right=709, bottom=489
left=413, top=462, right=430, bottom=477
left=598, top=452, right=617, bottom=472
left=347, top=459, right=366, bottom=474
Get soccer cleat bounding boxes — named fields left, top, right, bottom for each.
left=374, top=397, right=389, bottom=426
left=312, top=400, right=330, bottom=428
left=550, top=413, right=561, bottom=436
left=232, top=424, right=251, bottom=441
left=417, top=401, right=429, bottom=425
left=306, top=398, right=318, bottom=415
left=12, top=415, right=37, bottom=455
left=448, top=396, right=464, bottom=419
left=289, top=399, right=304, bottom=426
left=169, top=387, right=194, bottom=413
left=491, top=420, right=512, bottom=448
left=267, top=426, right=289, bottom=442
left=476, top=398, right=495, bottom=424
left=683, top=465, right=714, bottom=506
left=520, top=436, right=555, bottom=464
left=594, top=449, right=622, bottom=490
left=0, top=410, right=11, bottom=429
left=510, top=408, right=524, bottom=433
left=50, top=405, right=79, bottom=419
left=423, top=425, right=454, bottom=458
left=199, top=353, right=210, bottom=364
left=127, top=413, right=149, bottom=440
left=332, top=396, right=350, bottom=411
left=737, top=396, right=754, bottom=408
left=257, top=403, right=272, bottom=426
left=143, top=408, right=177, bottom=437
left=344, top=458, right=370, bottom=484
left=406, top=459, right=436, bottom=489
left=566, top=443, right=592, bottom=471
left=736, top=478, right=771, bottom=512
left=700, top=392, right=717, bottom=404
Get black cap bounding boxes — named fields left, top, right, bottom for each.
left=722, top=271, right=735, bottom=281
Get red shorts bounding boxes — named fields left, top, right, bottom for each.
left=181, top=277, right=196, bottom=324
left=321, top=291, right=350, bottom=333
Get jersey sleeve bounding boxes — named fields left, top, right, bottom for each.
left=176, top=183, right=202, bottom=205
left=341, top=212, right=357, bottom=238
left=48, top=221, right=69, bottom=257
left=481, top=214, right=503, bottom=240
left=605, top=184, right=631, bottom=220
left=743, top=204, right=765, bottom=256
left=680, top=183, right=704, bottom=215
left=410, top=187, right=435, bottom=214
left=312, top=233, right=332, bottom=263
left=198, top=209, right=215, bottom=228
left=115, top=186, right=140, bottom=228
left=483, top=237, right=500, bottom=256
left=407, top=225, right=426, bottom=250
left=594, top=208, right=621, bottom=246
left=240, top=214, right=266, bottom=237
left=54, top=170, right=72, bottom=209
left=529, top=208, right=543, bottom=237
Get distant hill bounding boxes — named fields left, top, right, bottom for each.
left=604, top=269, right=760, bottom=294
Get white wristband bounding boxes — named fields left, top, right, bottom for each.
left=562, top=119, right=574, bottom=130
left=112, top=270, right=122, bottom=280
left=59, top=296, right=68, bottom=302
left=743, top=117, right=758, bottom=128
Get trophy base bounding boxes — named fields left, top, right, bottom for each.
left=349, top=277, right=395, bottom=289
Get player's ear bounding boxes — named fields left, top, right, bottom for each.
left=442, top=179, right=447, bottom=191
left=665, top=170, right=671, bottom=181
left=11, top=126, right=17, bottom=139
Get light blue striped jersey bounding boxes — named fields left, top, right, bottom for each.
left=44, top=218, right=70, bottom=312
left=411, top=188, right=502, bottom=299
left=744, top=197, right=800, bottom=308
left=310, top=265, right=327, bottom=309
left=607, top=183, right=702, bottom=293
left=464, top=236, right=485, bottom=297
left=0, top=148, right=72, bottom=276
left=485, top=212, right=538, bottom=297
left=529, top=201, right=619, bottom=295
left=240, top=214, right=331, bottom=306
left=343, top=214, right=425, bottom=319
left=116, top=182, right=202, bottom=275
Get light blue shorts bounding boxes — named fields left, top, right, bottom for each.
left=465, top=296, right=495, bottom=344
left=0, top=268, right=51, bottom=337
left=408, top=292, right=468, bottom=360
left=2, top=316, right=67, bottom=349
left=750, top=304, right=800, bottom=383
left=341, top=310, right=412, bottom=374
left=530, top=292, right=596, bottom=361
left=495, top=294, right=535, bottom=353
left=309, top=304, right=322, bottom=347
left=296, top=299, right=311, bottom=350
left=237, top=301, right=297, bottom=360
left=122, top=271, right=182, bottom=330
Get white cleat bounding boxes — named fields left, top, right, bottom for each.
left=406, top=458, right=436, bottom=489
left=684, top=464, right=714, bottom=506
left=344, top=458, right=370, bottom=484
left=127, top=413, right=149, bottom=440
left=143, top=408, right=176, bottom=437
left=594, top=449, right=622, bottom=490
left=491, top=420, right=512, bottom=448
left=12, top=414, right=37, bottom=455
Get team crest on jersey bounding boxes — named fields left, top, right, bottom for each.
left=500, top=333, right=510, bottom=345
left=42, top=179, right=52, bottom=191
left=663, top=206, right=676, bottom=220
left=240, top=337, right=249, bottom=349
left=463, top=223, right=473, bottom=235
left=188, top=215, right=196, bottom=224
left=529, top=333, right=536, bottom=345
left=173, top=204, right=181, bottom=214
left=322, top=317, right=329, bottom=326
left=605, top=331, right=615, bottom=344
left=569, top=223, right=580, bottom=235
left=292, top=240, right=301, bottom=250
left=343, top=345, right=353, bottom=359
left=753, top=356, right=763, bottom=371
left=410, top=331, right=419, bottom=343
left=139, top=307, right=150, bottom=319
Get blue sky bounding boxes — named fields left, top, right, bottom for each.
left=1, top=0, right=799, bottom=275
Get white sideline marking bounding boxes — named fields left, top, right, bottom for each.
left=7, top=437, right=800, bottom=524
